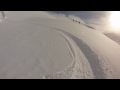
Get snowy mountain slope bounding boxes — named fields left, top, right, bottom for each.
left=0, top=11, right=120, bottom=79
left=104, top=33, right=120, bottom=45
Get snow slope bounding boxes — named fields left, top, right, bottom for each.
left=104, top=33, right=120, bottom=45
left=0, top=11, right=120, bottom=79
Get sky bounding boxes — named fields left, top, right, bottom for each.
left=52, top=11, right=120, bottom=34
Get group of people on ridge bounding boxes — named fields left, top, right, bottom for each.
left=73, top=20, right=81, bottom=24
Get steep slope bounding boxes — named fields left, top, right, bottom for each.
left=104, top=33, right=120, bottom=45
left=0, top=11, right=120, bottom=79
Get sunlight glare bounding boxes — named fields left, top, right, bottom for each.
left=110, top=11, right=120, bottom=29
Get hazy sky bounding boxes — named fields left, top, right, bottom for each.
left=52, top=11, right=120, bottom=34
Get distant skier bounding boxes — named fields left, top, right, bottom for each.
left=73, top=20, right=74, bottom=22
left=79, top=22, right=81, bottom=24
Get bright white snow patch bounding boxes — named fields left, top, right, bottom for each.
left=0, top=22, right=73, bottom=79
left=0, top=11, right=120, bottom=79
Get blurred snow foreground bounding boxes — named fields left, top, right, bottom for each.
left=0, top=11, right=120, bottom=79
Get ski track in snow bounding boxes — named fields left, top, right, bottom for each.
left=44, top=29, right=95, bottom=79
left=44, top=28, right=120, bottom=79
left=3, top=19, right=119, bottom=79
left=44, top=29, right=109, bottom=79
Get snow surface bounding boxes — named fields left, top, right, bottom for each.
left=0, top=11, right=120, bottom=79
left=104, top=33, right=120, bottom=45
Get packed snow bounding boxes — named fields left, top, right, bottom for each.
left=0, top=11, right=120, bottom=79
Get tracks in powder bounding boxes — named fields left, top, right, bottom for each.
left=44, top=28, right=107, bottom=79
left=3, top=19, right=109, bottom=79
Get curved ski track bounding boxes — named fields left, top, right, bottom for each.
left=3, top=19, right=119, bottom=79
